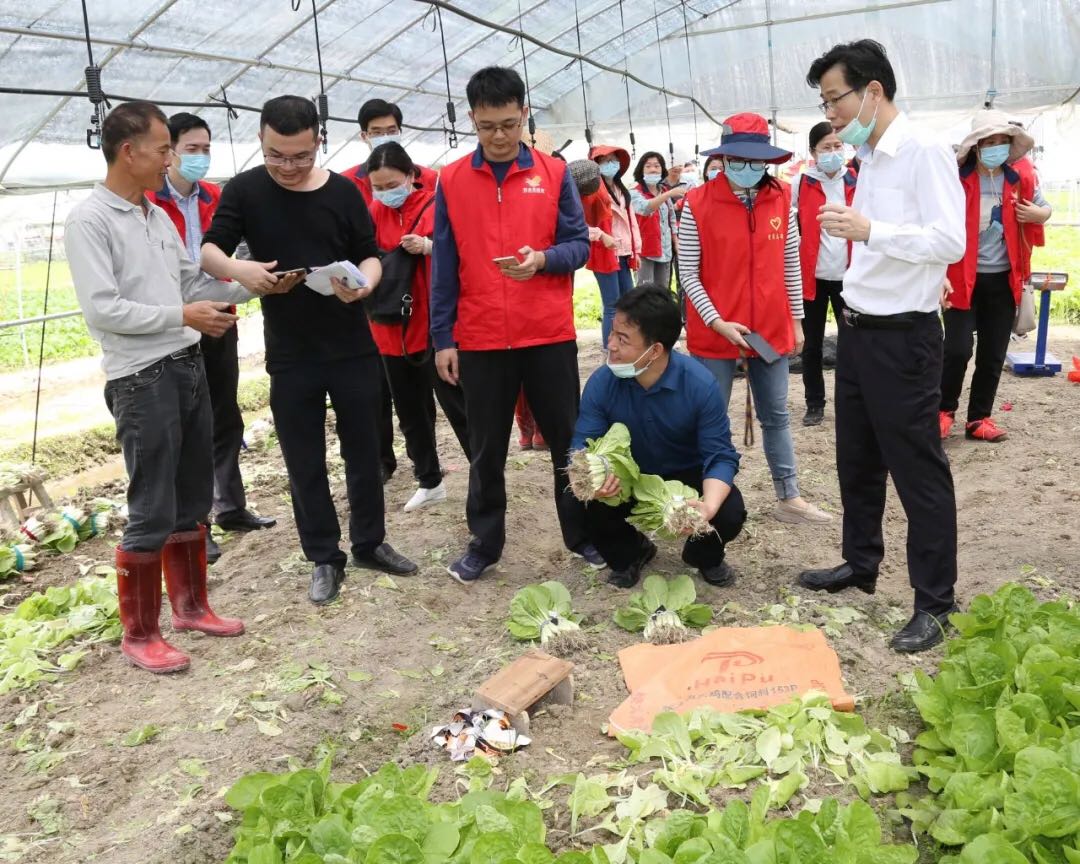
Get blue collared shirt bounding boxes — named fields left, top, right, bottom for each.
left=571, top=350, right=740, bottom=486
left=165, top=175, right=203, bottom=263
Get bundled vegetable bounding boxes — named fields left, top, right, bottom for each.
left=21, top=511, right=79, bottom=554
left=0, top=463, right=46, bottom=491
left=627, top=474, right=712, bottom=540
left=567, top=422, right=640, bottom=505
left=507, top=580, right=586, bottom=655
left=0, top=543, right=37, bottom=579
left=76, top=499, right=122, bottom=540
left=613, top=574, right=713, bottom=643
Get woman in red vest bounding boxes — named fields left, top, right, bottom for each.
left=589, top=145, right=641, bottom=347
left=791, top=122, right=858, bottom=427
left=939, top=111, right=1051, bottom=442
left=680, top=114, right=831, bottom=525
left=367, top=143, right=471, bottom=511
left=630, top=151, right=685, bottom=291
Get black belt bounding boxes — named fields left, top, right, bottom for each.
left=842, top=309, right=936, bottom=330
left=167, top=344, right=202, bottom=360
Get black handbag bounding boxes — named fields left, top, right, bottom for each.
left=364, top=198, right=435, bottom=328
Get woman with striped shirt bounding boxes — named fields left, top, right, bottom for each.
left=679, top=114, right=830, bottom=525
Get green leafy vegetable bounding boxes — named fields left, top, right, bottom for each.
left=567, top=423, right=640, bottom=505
left=613, top=575, right=712, bottom=643
left=901, top=583, right=1080, bottom=863
left=507, top=582, right=584, bottom=651
left=0, top=573, right=121, bottom=693
left=626, top=475, right=711, bottom=540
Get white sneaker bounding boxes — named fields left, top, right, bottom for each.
left=404, top=482, right=447, bottom=513
left=773, top=498, right=833, bottom=524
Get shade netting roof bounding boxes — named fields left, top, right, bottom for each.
left=0, top=0, right=1077, bottom=189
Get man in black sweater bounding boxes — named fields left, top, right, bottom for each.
left=201, top=95, right=417, bottom=604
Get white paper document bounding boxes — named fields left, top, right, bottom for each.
left=305, top=260, right=369, bottom=296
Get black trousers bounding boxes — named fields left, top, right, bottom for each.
left=940, top=271, right=1015, bottom=422
left=584, top=469, right=746, bottom=571
left=269, top=356, right=385, bottom=568
left=835, top=314, right=957, bottom=616
left=377, top=369, right=397, bottom=477
left=458, top=340, right=587, bottom=560
left=802, top=278, right=846, bottom=410
left=105, top=351, right=211, bottom=552
left=200, top=327, right=246, bottom=517
left=382, top=352, right=471, bottom=488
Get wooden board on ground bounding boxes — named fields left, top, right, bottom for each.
left=475, top=650, right=574, bottom=716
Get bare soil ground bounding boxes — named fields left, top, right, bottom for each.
left=1, top=327, right=1078, bottom=863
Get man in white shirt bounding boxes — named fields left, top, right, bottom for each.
left=796, top=40, right=966, bottom=653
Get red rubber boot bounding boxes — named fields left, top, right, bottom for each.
left=115, top=547, right=190, bottom=673
left=162, top=526, right=245, bottom=637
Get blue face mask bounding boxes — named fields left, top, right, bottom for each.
left=642, top=172, right=662, bottom=186
left=838, top=89, right=878, bottom=147
left=724, top=163, right=766, bottom=189
left=599, top=161, right=621, bottom=179
left=368, top=133, right=402, bottom=150
left=373, top=184, right=412, bottom=209
left=178, top=154, right=211, bottom=182
left=816, top=151, right=844, bottom=174
left=706, top=168, right=721, bottom=182
left=979, top=144, right=1010, bottom=169
left=607, top=346, right=656, bottom=379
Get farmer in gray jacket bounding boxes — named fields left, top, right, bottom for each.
left=64, top=101, right=301, bottom=674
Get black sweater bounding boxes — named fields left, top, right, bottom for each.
left=203, top=167, right=380, bottom=372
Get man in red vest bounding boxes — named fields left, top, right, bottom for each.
left=343, top=98, right=440, bottom=484
left=431, top=66, right=599, bottom=583
left=939, top=110, right=1051, bottom=442
left=149, top=113, right=276, bottom=565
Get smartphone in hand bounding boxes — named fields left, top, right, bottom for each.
left=493, top=255, right=519, bottom=269
left=743, top=331, right=781, bottom=364
left=273, top=268, right=307, bottom=278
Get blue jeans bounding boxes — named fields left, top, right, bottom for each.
left=104, top=349, right=213, bottom=552
left=596, top=256, right=634, bottom=346
left=693, top=355, right=800, bottom=500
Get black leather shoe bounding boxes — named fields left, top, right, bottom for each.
left=798, top=563, right=877, bottom=595
left=352, top=542, right=418, bottom=576
left=701, top=560, right=736, bottom=587
left=607, top=540, right=657, bottom=589
left=205, top=528, right=222, bottom=565
left=890, top=607, right=957, bottom=653
left=215, top=509, right=277, bottom=532
left=803, top=406, right=825, bottom=427
left=309, top=564, right=344, bottom=605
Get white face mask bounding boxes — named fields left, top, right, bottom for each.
left=607, top=346, right=656, bottom=379
left=368, top=133, right=402, bottom=150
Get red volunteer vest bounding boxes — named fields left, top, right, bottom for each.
left=946, top=156, right=1044, bottom=309
left=150, top=179, right=221, bottom=240
left=346, top=162, right=439, bottom=207
left=439, top=148, right=576, bottom=351
left=368, top=187, right=436, bottom=357
left=684, top=179, right=794, bottom=360
left=634, top=183, right=664, bottom=259
left=795, top=168, right=857, bottom=300
left=583, top=184, right=618, bottom=274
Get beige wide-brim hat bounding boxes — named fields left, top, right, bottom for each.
left=955, top=109, right=1035, bottom=164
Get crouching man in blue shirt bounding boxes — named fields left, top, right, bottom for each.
left=571, top=285, right=747, bottom=589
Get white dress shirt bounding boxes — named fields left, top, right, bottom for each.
left=842, top=113, right=966, bottom=315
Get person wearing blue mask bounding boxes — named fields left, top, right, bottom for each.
left=680, top=113, right=832, bottom=529
left=791, top=122, right=859, bottom=427
left=939, top=111, right=1051, bottom=444
left=149, top=113, right=277, bottom=566
left=629, top=151, right=685, bottom=291
left=366, top=142, right=471, bottom=515
left=800, top=40, right=966, bottom=653
left=571, top=285, right=746, bottom=589
left=344, top=98, right=441, bottom=485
